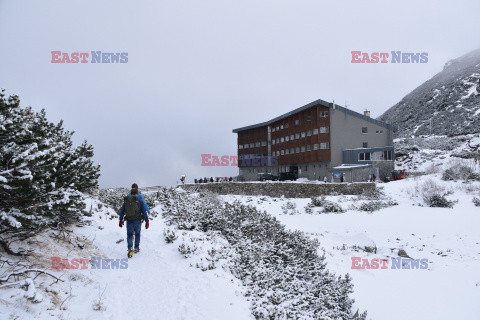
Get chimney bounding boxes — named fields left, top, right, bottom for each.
left=332, top=100, right=336, bottom=109
left=364, top=110, right=370, bottom=117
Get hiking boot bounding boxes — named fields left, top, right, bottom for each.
left=134, top=248, right=140, bottom=253
left=128, top=249, right=134, bottom=258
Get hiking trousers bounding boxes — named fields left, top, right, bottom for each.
left=126, top=219, right=142, bottom=249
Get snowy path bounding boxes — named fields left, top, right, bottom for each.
left=69, top=207, right=252, bottom=320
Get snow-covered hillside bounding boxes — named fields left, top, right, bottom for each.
left=379, top=48, right=480, bottom=137
left=219, top=161, right=480, bottom=320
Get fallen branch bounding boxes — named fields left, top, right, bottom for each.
left=0, top=269, right=64, bottom=283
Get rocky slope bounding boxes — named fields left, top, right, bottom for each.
left=379, top=48, right=480, bottom=137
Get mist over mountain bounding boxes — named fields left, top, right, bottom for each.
left=379, top=49, right=480, bottom=137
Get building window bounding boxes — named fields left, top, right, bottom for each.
left=272, top=128, right=275, bottom=133
left=295, top=133, right=300, bottom=139
left=320, top=126, right=329, bottom=133
left=244, top=144, right=248, bottom=149
left=276, top=138, right=279, bottom=144
left=295, top=119, right=299, bottom=125
left=307, top=130, right=312, bottom=136
left=313, top=144, right=319, bottom=150
left=281, top=150, right=284, bottom=155
left=320, top=142, right=329, bottom=149
left=296, top=147, right=300, bottom=153
left=276, top=126, right=279, bottom=131
left=313, top=128, right=319, bottom=135
left=255, top=142, right=261, bottom=147
left=290, top=134, right=294, bottom=140
left=301, top=132, right=306, bottom=138
left=286, top=149, right=289, bottom=155
left=320, top=111, right=329, bottom=117
left=279, top=137, right=283, bottom=143
left=301, top=146, right=305, bottom=152
left=307, top=145, right=311, bottom=151
left=363, top=142, right=368, bottom=148
left=285, top=123, right=289, bottom=128
left=261, top=141, right=267, bottom=146
left=280, top=125, right=284, bottom=130
left=239, top=145, right=243, bottom=149
left=359, top=152, right=371, bottom=161
left=306, top=115, right=311, bottom=121
left=285, top=136, right=289, bottom=142
left=250, top=143, right=254, bottom=148
left=362, top=127, right=368, bottom=134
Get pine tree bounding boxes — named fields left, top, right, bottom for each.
left=0, top=89, right=101, bottom=239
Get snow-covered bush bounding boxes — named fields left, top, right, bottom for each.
left=304, top=203, right=314, bottom=214
left=159, top=188, right=366, bottom=320
left=310, top=196, right=326, bottom=207
left=357, top=200, right=398, bottom=212
left=0, top=90, right=100, bottom=238
left=408, top=178, right=453, bottom=207
left=178, top=242, right=198, bottom=258
left=163, top=228, right=178, bottom=243
left=322, top=201, right=345, bottom=213
left=426, top=194, right=455, bottom=208
left=281, top=201, right=299, bottom=215
left=442, top=164, right=479, bottom=181
left=473, top=197, right=480, bottom=207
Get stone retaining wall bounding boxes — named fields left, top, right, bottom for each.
left=180, top=182, right=375, bottom=198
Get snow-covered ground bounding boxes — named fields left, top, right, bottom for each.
left=0, top=200, right=252, bottom=320
left=220, top=173, right=480, bottom=320
left=2, top=159, right=480, bottom=320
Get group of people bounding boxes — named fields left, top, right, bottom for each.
left=368, top=174, right=376, bottom=182
left=194, top=177, right=233, bottom=183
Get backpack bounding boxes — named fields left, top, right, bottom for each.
left=124, top=195, right=142, bottom=220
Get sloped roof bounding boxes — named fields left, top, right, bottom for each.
left=232, top=99, right=396, bottom=133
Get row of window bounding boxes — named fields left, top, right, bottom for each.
left=359, top=150, right=393, bottom=161
left=239, top=127, right=330, bottom=149
left=272, top=143, right=330, bottom=156
left=272, top=127, right=329, bottom=145
left=239, top=141, right=267, bottom=149
left=271, top=112, right=329, bottom=133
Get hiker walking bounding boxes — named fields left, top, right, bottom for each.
left=180, top=174, right=186, bottom=185
left=119, top=185, right=150, bottom=258
left=323, top=176, right=327, bottom=183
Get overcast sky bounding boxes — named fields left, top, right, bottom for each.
left=1, top=0, right=479, bottom=188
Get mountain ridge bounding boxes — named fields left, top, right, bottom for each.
left=379, top=48, right=480, bottom=137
